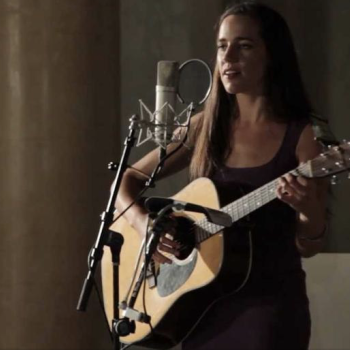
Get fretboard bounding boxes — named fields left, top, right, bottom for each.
left=194, top=163, right=309, bottom=244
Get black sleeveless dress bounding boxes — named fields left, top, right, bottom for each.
left=182, top=119, right=311, bottom=350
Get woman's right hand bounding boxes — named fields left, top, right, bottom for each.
left=135, top=213, right=181, bottom=264
left=154, top=230, right=182, bottom=264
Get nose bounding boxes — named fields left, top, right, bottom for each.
left=223, top=44, right=239, bottom=63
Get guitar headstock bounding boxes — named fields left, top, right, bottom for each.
left=309, top=141, right=350, bottom=178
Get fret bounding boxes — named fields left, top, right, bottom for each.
left=227, top=206, right=235, bottom=220
left=195, top=225, right=209, bottom=244
left=266, top=181, right=276, bottom=200
left=194, top=219, right=223, bottom=243
left=241, top=196, right=249, bottom=218
left=196, top=226, right=202, bottom=242
left=205, top=222, right=222, bottom=234
left=194, top=165, right=306, bottom=244
left=235, top=197, right=245, bottom=220
left=248, top=192, right=257, bottom=211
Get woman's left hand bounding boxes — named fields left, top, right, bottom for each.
left=276, top=173, right=325, bottom=222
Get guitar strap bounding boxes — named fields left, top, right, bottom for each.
left=310, top=113, right=340, bottom=148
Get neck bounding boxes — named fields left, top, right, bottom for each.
left=234, top=93, right=270, bottom=125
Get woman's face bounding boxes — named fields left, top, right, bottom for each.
left=217, top=15, right=268, bottom=95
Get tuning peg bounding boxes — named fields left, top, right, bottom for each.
left=335, top=161, right=344, bottom=168
left=331, top=175, right=339, bottom=185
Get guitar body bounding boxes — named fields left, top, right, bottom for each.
left=101, top=178, right=250, bottom=349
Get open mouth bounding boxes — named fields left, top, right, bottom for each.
left=224, top=70, right=241, bottom=78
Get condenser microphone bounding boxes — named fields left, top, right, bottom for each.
left=155, top=61, right=179, bottom=150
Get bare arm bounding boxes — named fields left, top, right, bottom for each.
left=115, top=114, right=201, bottom=240
left=277, top=124, right=329, bottom=258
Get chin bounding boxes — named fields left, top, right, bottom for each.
left=222, top=84, right=243, bottom=95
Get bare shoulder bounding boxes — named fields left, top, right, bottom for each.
left=296, top=123, right=323, bottom=163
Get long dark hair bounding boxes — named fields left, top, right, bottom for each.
left=190, top=0, right=313, bottom=179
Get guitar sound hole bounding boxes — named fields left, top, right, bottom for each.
left=173, top=216, right=196, bottom=260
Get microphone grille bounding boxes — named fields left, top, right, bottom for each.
left=157, top=61, right=179, bottom=87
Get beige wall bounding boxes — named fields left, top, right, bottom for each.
left=304, top=254, right=350, bottom=350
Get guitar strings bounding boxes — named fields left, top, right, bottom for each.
left=190, top=163, right=309, bottom=244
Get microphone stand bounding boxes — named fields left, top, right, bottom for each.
left=77, top=105, right=194, bottom=349
left=77, top=115, right=141, bottom=350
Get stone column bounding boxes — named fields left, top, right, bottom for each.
left=0, top=0, right=119, bottom=348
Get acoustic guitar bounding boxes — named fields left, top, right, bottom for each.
left=101, top=142, right=349, bottom=349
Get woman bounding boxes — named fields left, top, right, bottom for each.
left=116, top=1, right=328, bottom=349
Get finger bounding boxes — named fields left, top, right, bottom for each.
left=158, top=243, right=180, bottom=257
left=153, top=250, right=173, bottom=264
left=276, top=184, right=284, bottom=199
left=160, top=236, right=181, bottom=249
left=280, top=176, right=304, bottom=198
left=295, top=175, right=308, bottom=187
left=276, top=185, right=291, bottom=200
left=286, top=174, right=312, bottom=192
left=277, top=190, right=300, bottom=210
left=286, top=174, right=308, bottom=193
left=277, top=178, right=301, bottom=206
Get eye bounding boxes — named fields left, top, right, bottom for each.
left=239, top=43, right=252, bottom=50
left=217, top=44, right=227, bottom=51
left=216, top=41, right=228, bottom=50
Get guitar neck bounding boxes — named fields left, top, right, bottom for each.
left=194, top=163, right=310, bottom=243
